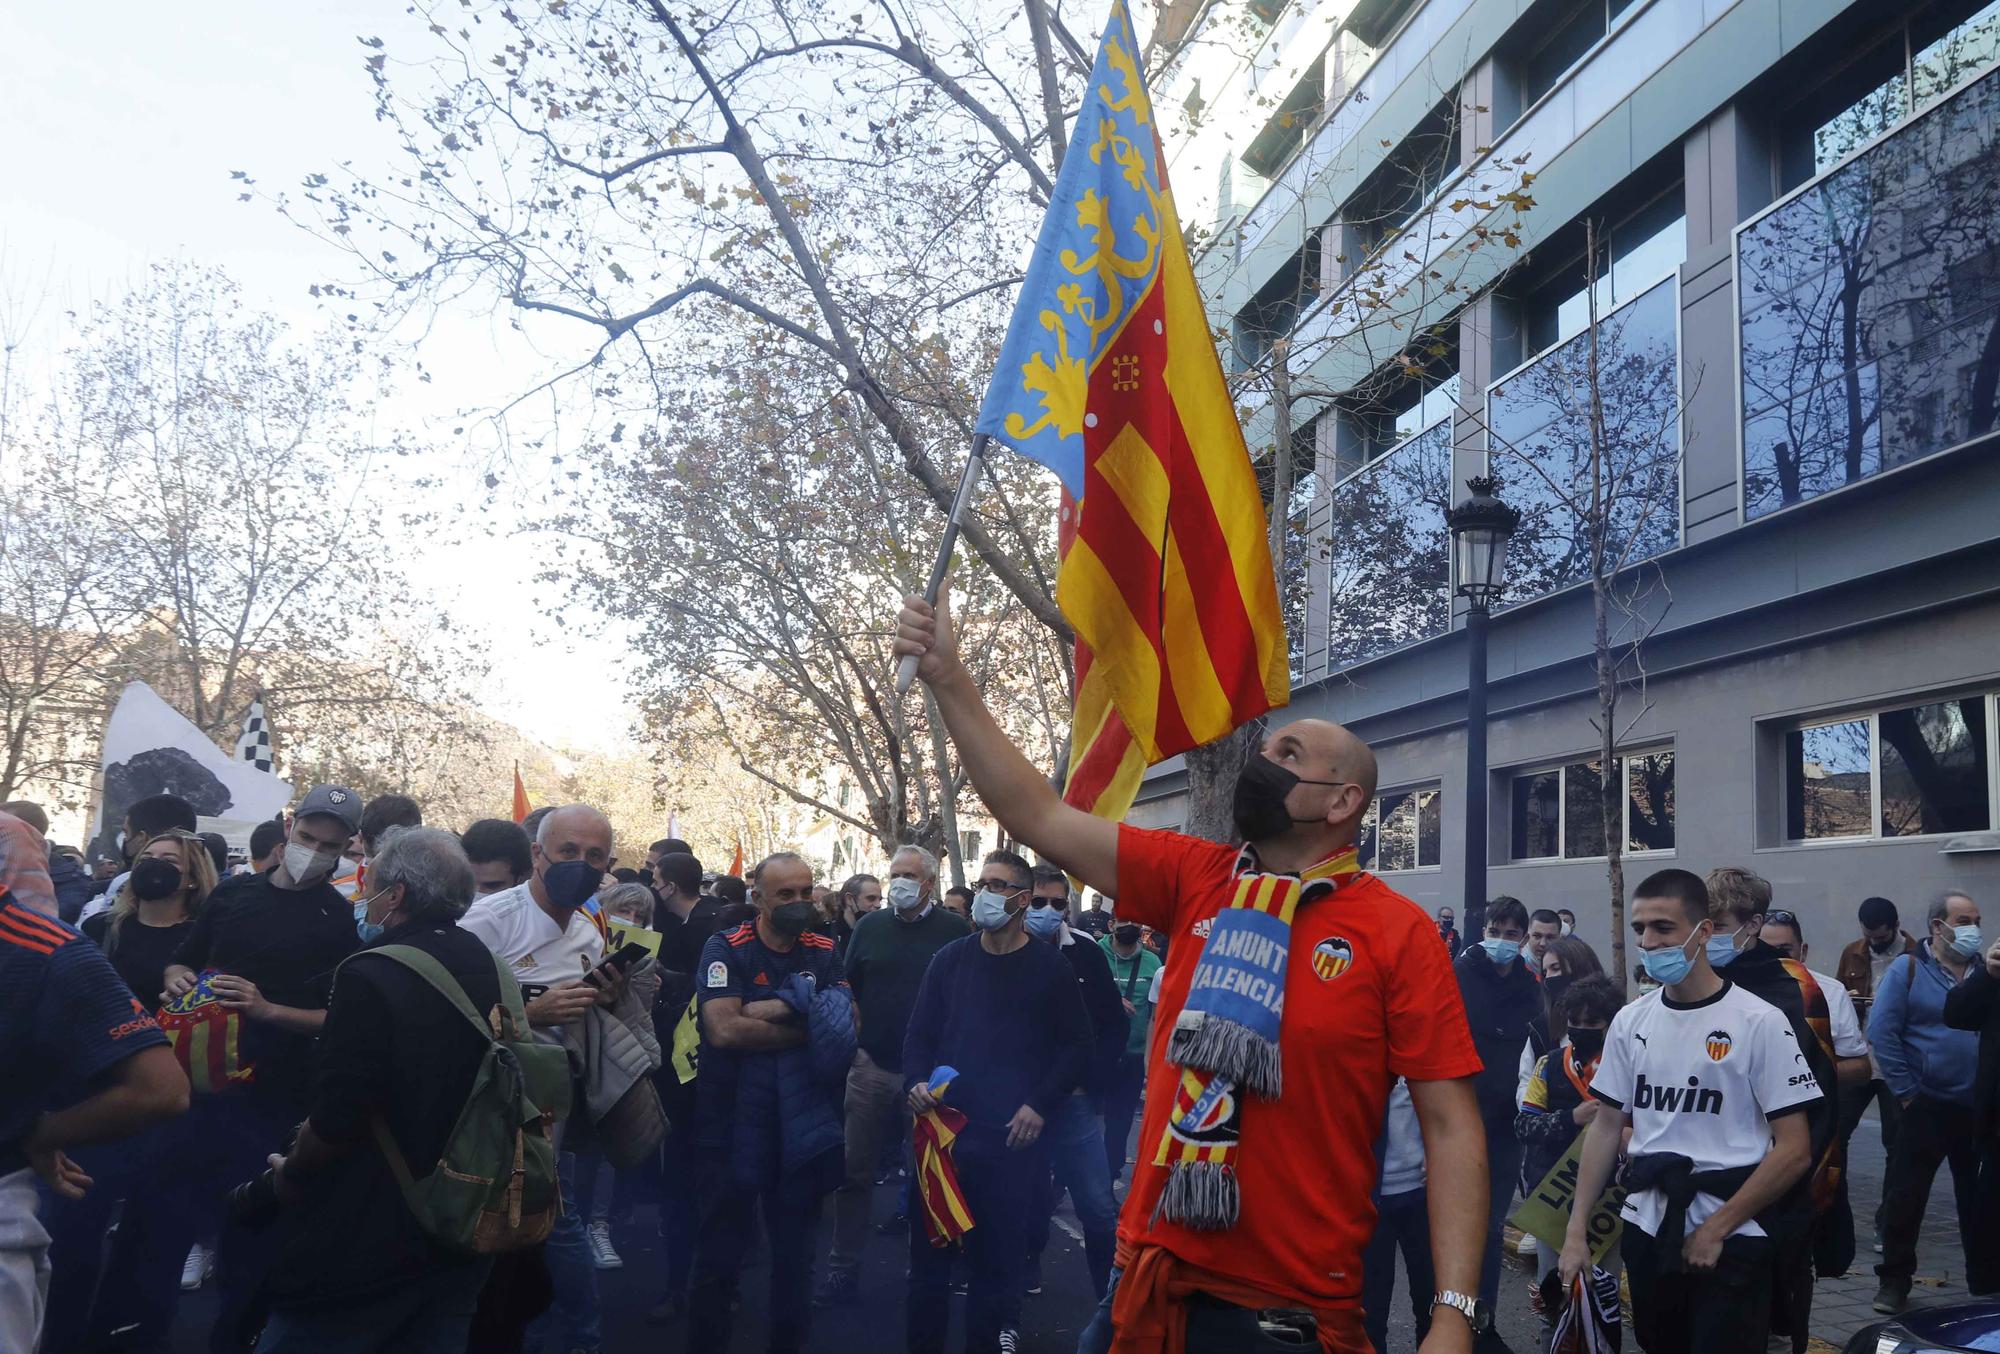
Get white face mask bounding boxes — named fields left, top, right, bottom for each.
left=971, top=888, right=1016, bottom=931
left=283, top=841, right=341, bottom=886
left=887, top=877, right=925, bottom=912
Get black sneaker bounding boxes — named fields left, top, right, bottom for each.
left=998, top=1328, right=1021, bottom=1354
left=645, top=1291, right=686, bottom=1325
left=1024, top=1257, right=1043, bottom=1296
left=1873, top=1280, right=1911, bottom=1314
left=813, top=1270, right=859, bottom=1308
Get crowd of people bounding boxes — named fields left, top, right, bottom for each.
left=0, top=586, right=1992, bottom=1354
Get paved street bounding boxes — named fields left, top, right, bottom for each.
left=158, top=1106, right=1976, bottom=1353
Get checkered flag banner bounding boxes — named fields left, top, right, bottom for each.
left=236, top=696, right=273, bottom=773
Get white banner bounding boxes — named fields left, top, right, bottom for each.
left=89, top=682, right=294, bottom=861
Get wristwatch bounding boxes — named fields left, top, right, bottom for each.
left=1431, top=1290, right=1489, bottom=1333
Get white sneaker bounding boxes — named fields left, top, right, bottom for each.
left=586, top=1220, right=623, bottom=1270
left=998, top=1329, right=1021, bottom=1354
left=179, top=1243, right=213, bottom=1291
left=1516, top=1233, right=1538, bottom=1256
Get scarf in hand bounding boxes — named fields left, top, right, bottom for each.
left=1150, top=846, right=1359, bottom=1230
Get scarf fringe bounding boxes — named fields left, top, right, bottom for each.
left=1150, top=1160, right=1239, bottom=1231
left=1167, top=1015, right=1283, bottom=1099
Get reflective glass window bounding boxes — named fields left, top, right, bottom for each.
left=1626, top=750, right=1677, bottom=851
left=1744, top=64, right=2000, bottom=518
left=1511, top=770, right=1562, bottom=860
left=1489, top=276, right=1680, bottom=607
left=1322, top=419, right=1453, bottom=668
left=1878, top=698, right=1991, bottom=836
left=1784, top=720, right=1874, bottom=840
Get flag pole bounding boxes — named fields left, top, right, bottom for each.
left=895, top=432, right=991, bottom=695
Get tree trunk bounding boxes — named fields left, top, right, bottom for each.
left=924, top=685, right=967, bottom=888
left=1183, top=722, right=1257, bottom=844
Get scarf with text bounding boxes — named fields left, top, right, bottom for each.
left=1150, top=845, right=1360, bottom=1230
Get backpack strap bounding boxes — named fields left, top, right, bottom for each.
left=353, top=944, right=523, bottom=1043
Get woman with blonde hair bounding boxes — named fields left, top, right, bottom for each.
left=83, top=826, right=217, bottom=1005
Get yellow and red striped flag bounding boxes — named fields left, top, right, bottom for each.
left=977, top=0, right=1288, bottom=820
left=912, top=1102, right=975, bottom=1246
left=511, top=762, right=530, bottom=824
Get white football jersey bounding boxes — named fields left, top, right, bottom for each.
left=1592, top=980, right=1823, bottom=1239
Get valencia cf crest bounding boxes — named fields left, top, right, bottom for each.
left=1705, top=1029, right=1734, bottom=1061
left=1311, top=937, right=1354, bottom=982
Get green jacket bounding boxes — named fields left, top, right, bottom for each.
left=1098, top=938, right=1163, bottom=1058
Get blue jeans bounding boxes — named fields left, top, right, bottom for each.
left=527, top=1152, right=603, bottom=1353
left=1079, top=1263, right=1122, bottom=1354
left=1028, top=1092, right=1119, bottom=1296
left=255, top=1259, right=491, bottom=1352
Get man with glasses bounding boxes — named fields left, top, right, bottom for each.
left=903, top=850, right=1091, bottom=1354
left=1022, top=865, right=1126, bottom=1300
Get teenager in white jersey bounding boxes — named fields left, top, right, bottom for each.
left=1559, top=869, right=1822, bottom=1354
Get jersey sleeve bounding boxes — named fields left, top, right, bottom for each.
left=1748, top=1005, right=1824, bottom=1117
left=695, top=932, right=748, bottom=1005
left=1114, top=826, right=1203, bottom=932
left=1591, top=1005, right=1639, bottom=1109
left=1823, top=979, right=1869, bottom=1059
left=42, top=935, right=169, bottom=1085
left=1385, top=903, right=1484, bottom=1081
left=1520, top=1054, right=1553, bottom=1112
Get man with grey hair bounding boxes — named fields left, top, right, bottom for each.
left=1869, top=889, right=1984, bottom=1313
left=458, top=804, right=614, bottom=1354
left=816, top=844, right=968, bottom=1306
left=252, top=825, right=506, bottom=1348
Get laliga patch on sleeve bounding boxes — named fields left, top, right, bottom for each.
left=706, top=960, right=730, bottom=989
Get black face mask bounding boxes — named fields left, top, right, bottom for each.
left=1567, top=1027, right=1606, bottom=1062
left=638, top=866, right=655, bottom=888
left=769, top=900, right=818, bottom=937
left=1115, top=924, right=1142, bottom=946
left=1233, top=756, right=1346, bottom=842
left=1544, top=975, right=1572, bottom=1010
left=130, top=857, right=184, bottom=902
left=1439, top=918, right=1455, bottom=934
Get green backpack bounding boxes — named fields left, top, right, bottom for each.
left=351, top=944, right=572, bottom=1254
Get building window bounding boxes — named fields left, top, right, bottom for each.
left=1516, top=183, right=1685, bottom=356
left=1320, top=417, right=1453, bottom=670
left=1495, top=0, right=1642, bottom=131
left=1487, top=274, right=1680, bottom=609
left=1508, top=748, right=1676, bottom=861
left=1232, top=242, right=1317, bottom=372
left=1778, top=1, right=2000, bottom=189
left=1357, top=784, right=1443, bottom=871
left=1741, top=57, right=2000, bottom=519
left=1337, top=98, right=1464, bottom=265
left=1783, top=696, right=1993, bottom=841
left=1243, top=57, right=1326, bottom=178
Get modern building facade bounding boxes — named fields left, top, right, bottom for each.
left=1137, top=0, right=2000, bottom=967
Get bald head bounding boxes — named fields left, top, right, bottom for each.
left=1241, top=719, right=1377, bottom=859
left=533, top=804, right=614, bottom=869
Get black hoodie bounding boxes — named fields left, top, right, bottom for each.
left=1454, top=946, right=1542, bottom=1121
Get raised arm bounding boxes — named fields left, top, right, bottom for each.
left=895, top=590, right=1119, bottom=894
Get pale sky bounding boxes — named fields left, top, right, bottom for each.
left=1, top=1, right=640, bottom=752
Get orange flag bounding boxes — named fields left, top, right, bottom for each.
left=728, top=839, right=744, bottom=877
left=512, top=763, right=530, bottom=824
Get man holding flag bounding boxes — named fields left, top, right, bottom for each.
left=891, top=4, right=1488, bottom=1351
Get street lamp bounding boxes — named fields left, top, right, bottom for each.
left=1445, top=476, right=1519, bottom=927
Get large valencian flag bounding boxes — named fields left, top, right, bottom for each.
left=976, top=0, right=1289, bottom=820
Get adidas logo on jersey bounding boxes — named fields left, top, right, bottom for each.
left=1633, top=1073, right=1723, bottom=1116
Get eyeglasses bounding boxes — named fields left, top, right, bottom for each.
left=974, top=878, right=1025, bottom=894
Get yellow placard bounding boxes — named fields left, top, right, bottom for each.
left=1509, top=1135, right=1627, bottom=1264
left=607, top=922, right=663, bottom=959
left=670, top=994, right=700, bottom=1085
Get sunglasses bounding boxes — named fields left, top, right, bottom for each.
left=1766, top=910, right=1798, bottom=925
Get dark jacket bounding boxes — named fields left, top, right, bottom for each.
left=728, top=972, right=853, bottom=1196
left=1453, top=947, right=1541, bottom=1121
left=1057, top=931, right=1128, bottom=1100
left=48, top=854, right=92, bottom=924
left=1726, top=943, right=1840, bottom=1225
left=1943, top=964, right=2000, bottom=1138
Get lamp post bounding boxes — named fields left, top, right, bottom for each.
left=1445, top=476, right=1519, bottom=923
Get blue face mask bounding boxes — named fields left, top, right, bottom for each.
left=1705, top=928, right=1746, bottom=969
left=1641, top=928, right=1706, bottom=987
left=354, top=891, right=390, bottom=944
left=1947, top=923, right=1984, bottom=959
left=1480, top=937, right=1520, bottom=967
left=541, top=858, right=601, bottom=912
left=1023, top=905, right=1063, bottom=939
left=971, top=888, right=1016, bottom=931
